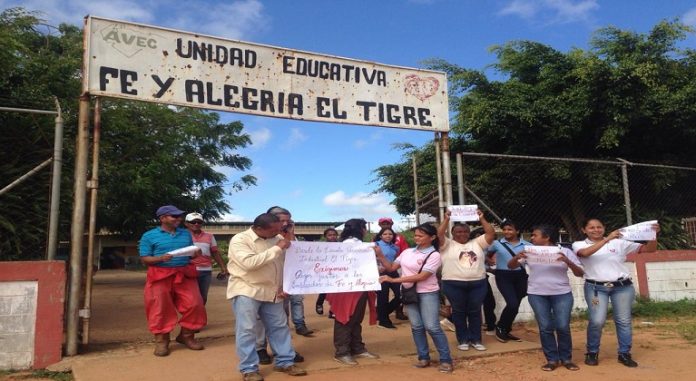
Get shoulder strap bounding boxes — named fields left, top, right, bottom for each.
left=410, top=251, right=435, bottom=287
left=499, top=239, right=517, bottom=258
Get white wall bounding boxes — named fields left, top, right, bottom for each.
left=0, top=281, right=37, bottom=370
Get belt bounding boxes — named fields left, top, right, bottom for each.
left=586, top=278, right=632, bottom=288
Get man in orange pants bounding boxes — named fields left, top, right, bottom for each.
left=139, top=205, right=207, bottom=356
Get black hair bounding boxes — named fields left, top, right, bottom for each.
left=451, top=222, right=470, bottom=234
left=581, top=217, right=604, bottom=229
left=323, top=227, right=337, bottom=237
left=373, top=227, right=396, bottom=243
left=340, top=218, right=367, bottom=241
left=253, top=213, right=280, bottom=229
left=501, top=218, right=518, bottom=230
left=415, top=223, right=439, bottom=251
left=532, top=224, right=560, bottom=244
left=267, top=206, right=291, bottom=217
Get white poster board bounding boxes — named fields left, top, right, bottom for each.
left=283, top=241, right=381, bottom=294
left=83, top=16, right=449, bottom=132
left=524, top=245, right=563, bottom=264
left=447, top=205, right=479, bottom=222
left=619, top=220, right=658, bottom=241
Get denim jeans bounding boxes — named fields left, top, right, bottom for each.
left=528, top=292, right=574, bottom=362
left=285, top=294, right=307, bottom=328
left=584, top=282, right=635, bottom=354
left=442, top=278, right=488, bottom=344
left=494, top=269, right=528, bottom=332
left=232, top=296, right=296, bottom=374
left=406, top=291, right=452, bottom=364
left=197, top=270, right=212, bottom=305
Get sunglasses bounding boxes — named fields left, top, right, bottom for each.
left=188, top=220, right=203, bottom=225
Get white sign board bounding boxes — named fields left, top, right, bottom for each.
left=524, top=245, right=563, bottom=264
left=83, top=16, right=449, bottom=132
left=283, top=241, right=381, bottom=294
left=619, top=220, right=658, bottom=241
left=448, top=205, right=479, bottom=222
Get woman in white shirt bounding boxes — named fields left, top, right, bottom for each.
left=572, top=218, right=659, bottom=368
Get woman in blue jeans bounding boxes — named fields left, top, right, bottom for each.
left=573, top=218, right=659, bottom=368
left=377, top=223, right=453, bottom=373
left=509, top=224, right=584, bottom=371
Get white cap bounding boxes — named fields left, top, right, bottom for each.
left=185, top=212, right=204, bottom=222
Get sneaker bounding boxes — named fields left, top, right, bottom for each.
left=257, top=349, right=272, bottom=365
left=243, top=371, right=264, bottom=381
left=440, top=318, right=456, bottom=332
left=618, top=353, right=638, bottom=367
left=506, top=332, right=522, bottom=342
left=471, top=342, right=487, bottom=351
left=295, top=326, right=314, bottom=337
left=378, top=321, right=397, bottom=329
left=495, top=327, right=509, bottom=343
left=395, top=307, right=408, bottom=320
left=315, top=304, right=324, bottom=315
left=273, top=365, right=307, bottom=376
left=294, top=352, right=305, bottom=363
left=457, top=342, right=469, bottom=351
left=438, top=362, right=454, bottom=373
left=354, top=351, right=380, bottom=359
left=485, top=329, right=496, bottom=336
left=584, top=352, right=599, bottom=366
left=334, top=355, right=358, bottom=365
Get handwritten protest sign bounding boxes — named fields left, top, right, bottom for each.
left=619, top=220, right=658, bottom=241
left=447, top=205, right=479, bottom=222
left=167, top=245, right=199, bottom=257
left=283, top=241, right=381, bottom=294
left=524, top=245, right=563, bottom=265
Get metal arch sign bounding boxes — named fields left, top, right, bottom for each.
left=83, top=16, right=449, bottom=132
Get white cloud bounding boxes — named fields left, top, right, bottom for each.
left=215, top=213, right=246, bottom=222
left=323, top=191, right=399, bottom=224
left=498, top=0, right=598, bottom=24
left=353, top=132, right=382, bottom=149
left=5, top=0, right=268, bottom=40
left=684, top=7, right=696, bottom=27
left=283, top=128, right=308, bottom=150
left=248, top=127, right=271, bottom=149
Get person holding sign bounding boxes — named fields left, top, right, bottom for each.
left=227, top=213, right=307, bottom=380
left=572, top=218, right=659, bottom=368
left=486, top=219, right=530, bottom=343
left=376, top=223, right=453, bottom=373
left=437, top=209, right=496, bottom=352
left=326, top=218, right=380, bottom=366
left=139, top=205, right=206, bottom=357
left=508, top=224, right=584, bottom=372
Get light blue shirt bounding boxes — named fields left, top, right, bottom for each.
left=487, top=238, right=530, bottom=271
left=139, top=227, right=193, bottom=267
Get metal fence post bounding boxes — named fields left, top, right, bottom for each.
left=618, top=158, right=633, bottom=225
left=412, top=154, right=420, bottom=225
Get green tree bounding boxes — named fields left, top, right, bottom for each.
left=0, top=8, right=255, bottom=259
left=374, top=20, right=696, bottom=245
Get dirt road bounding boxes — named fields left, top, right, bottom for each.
left=42, top=270, right=696, bottom=381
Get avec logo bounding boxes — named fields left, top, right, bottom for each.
left=100, top=24, right=160, bottom=58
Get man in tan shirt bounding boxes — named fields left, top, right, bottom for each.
left=227, top=213, right=307, bottom=381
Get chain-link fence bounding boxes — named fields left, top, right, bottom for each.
left=453, top=152, right=696, bottom=248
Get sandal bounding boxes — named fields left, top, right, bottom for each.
left=562, top=361, right=579, bottom=371
left=541, top=362, right=558, bottom=371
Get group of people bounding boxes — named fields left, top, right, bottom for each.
left=138, top=204, right=659, bottom=380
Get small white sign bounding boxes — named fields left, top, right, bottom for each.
left=448, top=205, right=479, bottom=222
left=167, top=245, right=199, bottom=257
left=283, top=241, right=381, bottom=294
left=524, top=245, right=563, bottom=264
left=619, top=220, right=658, bottom=241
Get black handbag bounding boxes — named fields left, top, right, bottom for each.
left=400, top=251, right=435, bottom=305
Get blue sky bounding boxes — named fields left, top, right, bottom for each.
left=5, top=0, right=696, bottom=229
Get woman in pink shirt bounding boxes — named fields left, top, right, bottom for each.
left=377, top=223, right=453, bottom=373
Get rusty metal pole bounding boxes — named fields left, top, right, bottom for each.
left=618, top=158, right=633, bottom=225
left=456, top=153, right=465, bottom=204
left=441, top=132, right=453, bottom=208
left=66, top=94, right=90, bottom=356
left=434, top=133, right=444, bottom=222
left=47, top=98, right=64, bottom=260
left=412, top=155, right=420, bottom=225
left=82, top=97, right=102, bottom=345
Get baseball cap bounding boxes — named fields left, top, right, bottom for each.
left=156, top=205, right=185, bottom=217
left=378, top=217, right=393, bottom=224
left=185, top=212, right=204, bottom=222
